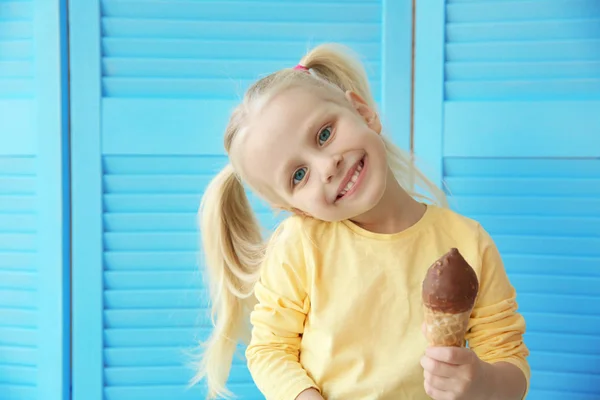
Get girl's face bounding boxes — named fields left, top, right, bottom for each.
left=232, top=86, right=390, bottom=222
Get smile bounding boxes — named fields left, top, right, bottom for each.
left=336, top=156, right=366, bottom=201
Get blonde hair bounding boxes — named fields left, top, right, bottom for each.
left=191, top=43, right=447, bottom=398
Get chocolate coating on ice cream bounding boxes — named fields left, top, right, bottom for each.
left=422, top=248, right=479, bottom=313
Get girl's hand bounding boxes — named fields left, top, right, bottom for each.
left=420, top=346, right=493, bottom=400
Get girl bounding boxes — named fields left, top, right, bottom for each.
left=193, top=43, right=530, bottom=400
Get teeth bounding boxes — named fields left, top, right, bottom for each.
left=339, top=159, right=364, bottom=197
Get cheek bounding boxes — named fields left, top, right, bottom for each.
left=370, top=138, right=390, bottom=166
left=251, top=180, right=287, bottom=210
left=293, top=191, right=328, bottom=215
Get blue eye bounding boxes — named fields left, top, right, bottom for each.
left=292, top=167, right=307, bottom=185
left=318, top=126, right=332, bottom=145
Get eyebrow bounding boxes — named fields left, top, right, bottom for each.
left=276, top=108, right=330, bottom=191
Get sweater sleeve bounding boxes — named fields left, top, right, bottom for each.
left=466, top=225, right=531, bottom=398
left=245, top=219, right=318, bottom=400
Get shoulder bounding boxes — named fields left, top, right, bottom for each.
left=435, top=206, right=496, bottom=250
left=427, top=205, right=499, bottom=270
left=268, top=214, right=333, bottom=247
left=260, top=215, right=330, bottom=291
left=263, top=215, right=331, bottom=265
left=431, top=205, right=482, bottom=232
left=428, top=205, right=487, bottom=243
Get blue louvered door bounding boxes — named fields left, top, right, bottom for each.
left=414, top=2, right=600, bottom=400
left=0, top=0, right=69, bottom=399
left=69, top=1, right=411, bottom=398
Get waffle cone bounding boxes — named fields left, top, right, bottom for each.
left=423, top=307, right=471, bottom=347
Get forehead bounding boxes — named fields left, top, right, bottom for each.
left=231, top=87, right=336, bottom=191
left=250, top=86, right=330, bottom=143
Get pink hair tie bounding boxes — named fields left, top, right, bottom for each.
left=294, top=64, right=309, bottom=72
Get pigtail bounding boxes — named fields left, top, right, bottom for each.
left=190, top=164, right=264, bottom=399
left=300, top=43, right=377, bottom=110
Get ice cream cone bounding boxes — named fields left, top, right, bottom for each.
left=421, top=248, right=478, bottom=347
left=423, top=307, right=471, bottom=347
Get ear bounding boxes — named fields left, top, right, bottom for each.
left=345, top=90, right=382, bottom=134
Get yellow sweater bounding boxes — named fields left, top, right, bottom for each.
left=246, top=205, right=530, bottom=400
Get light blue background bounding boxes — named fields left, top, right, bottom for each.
left=0, top=1, right=599, bottom=399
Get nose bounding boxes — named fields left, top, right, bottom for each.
left=318, top=154, right=343, bottom=183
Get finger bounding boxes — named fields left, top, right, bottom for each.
left=422, top=321, right=427, bottom=337
left=420, top=355, right=455, bottom=378
left=424, top=370, right=455, bottom=391
left=426, top=346, right=474, bottom=365
left=424, top=380, right=453, bottom=400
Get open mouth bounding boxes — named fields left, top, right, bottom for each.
left=336, top=157, right=366, bottom=200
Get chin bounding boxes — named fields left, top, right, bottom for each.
left=340, top=183, right=386, bottom=221
left=363, top=178, right=387, bottom=208
left=312, top=213, right=340, bottom=223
